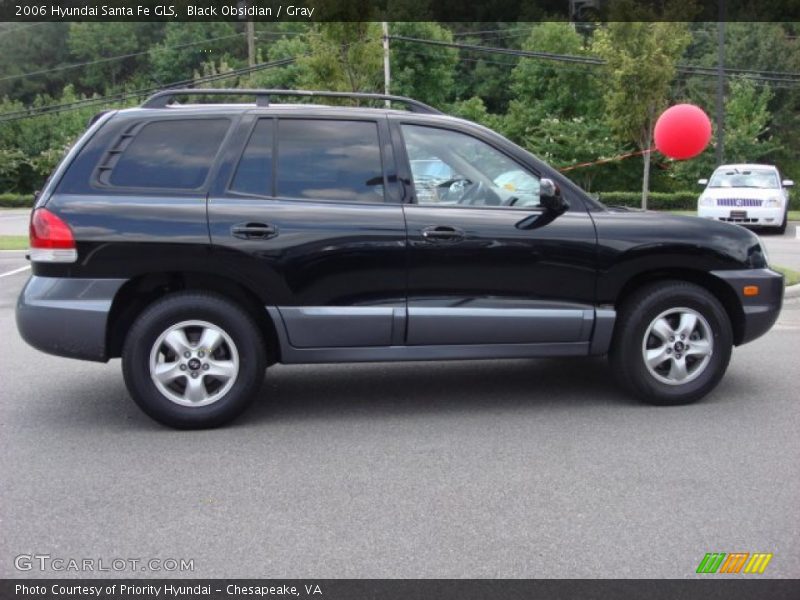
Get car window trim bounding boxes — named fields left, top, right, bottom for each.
left=91, top=115, right=235, bottom=195
left=223, top=115, right=398, bottom=206
left=393, top=120, right=549, bottom=212
left=224, top=116, right=277, bottom=199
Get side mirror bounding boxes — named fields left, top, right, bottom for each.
left=539, top=178, right=568, bottom=214
left=698, top=178, right=709, bottom=186
left=782, top=179, right=794, bottom=188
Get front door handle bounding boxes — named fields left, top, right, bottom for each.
left=421, top=225, right=465, bottom=243
left=231, top=222, right=278, bottom=240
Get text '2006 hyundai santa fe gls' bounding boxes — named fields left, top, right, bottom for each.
left=16, top=89, right=784, bottom=429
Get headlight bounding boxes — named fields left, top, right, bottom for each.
left=763, top=197, right=783, bottom=208
left=699, top=195, right=714, bottom=206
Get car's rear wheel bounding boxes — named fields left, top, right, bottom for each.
left=609, top=281, right=733, bottom=405
left=122, top=292, right=266, bottom=428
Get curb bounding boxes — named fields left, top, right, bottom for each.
left=785, top=283, right=800, bottom=299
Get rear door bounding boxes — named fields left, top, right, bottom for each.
left=208, top=113, right=407, bottom=348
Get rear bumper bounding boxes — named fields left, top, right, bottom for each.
left=711, top=268, right=784, bottom=345
left=16, top=276, right=126, bottom=362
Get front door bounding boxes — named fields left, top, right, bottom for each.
left=395, top=121, right=597, bottom=346
left=208, top=114, right=407, bottom=348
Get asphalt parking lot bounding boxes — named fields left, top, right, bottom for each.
left=1, top=231, right=799, bottom=579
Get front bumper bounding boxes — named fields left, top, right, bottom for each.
left=16, top=276, right=126, bottom=362
left=711, top=268, right=784, bottom=345
left=698, top=205, right=785, bottom=227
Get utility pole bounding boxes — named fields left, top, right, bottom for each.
left=716, top=1, right=726, bottom=166
left=382, top=21, right=391, bottom=107
left=246, top=20, right=256, bottom=67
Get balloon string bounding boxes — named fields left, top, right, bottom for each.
left=558, top=147, right=657, bottom=173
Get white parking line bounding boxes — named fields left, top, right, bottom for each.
left=0, top=265, right=30, bottom=278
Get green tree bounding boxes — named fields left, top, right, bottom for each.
left=389, top=22, right=458, bottom=107
left=669, top=77, right=780, bottom=186
left=680, top=22, right=800, bottom=180
left=149, top=22, right=241, bottom=85
left=298, top=23, right=383, bottom=95
left=67, top=23, right=157, bottom=92
left=499, top=23, right=625, bottom=190
left=0, top=85, right=102, bottom=192
left=0, top=23, right=70, bottom=101
left=508, top=22, right=602, bottom=122
left=245, top=36, right=312, bottom=90
left=522, top=117, right=622, bottom=191
left=593, top=15, right=692, bottom=207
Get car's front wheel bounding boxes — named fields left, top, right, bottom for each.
left=777, top=207, right=788, bottom=234
left=122, top=292, right=266, bottom=428
left=610, top=281, right=733, bottom=405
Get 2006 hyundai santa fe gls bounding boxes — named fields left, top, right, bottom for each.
left=16, top=89, right=784, bottom=428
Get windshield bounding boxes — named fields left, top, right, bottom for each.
left=708, top=168, right=779, bottom=189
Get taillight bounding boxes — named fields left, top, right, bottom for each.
left=29, top=208, right=77, bottom=263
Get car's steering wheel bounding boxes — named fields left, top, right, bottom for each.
left=456, top=180, right=486, bottom=205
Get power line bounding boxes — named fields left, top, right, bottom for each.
left=400, top=47, right=602, bottom=78
left=390, top=35, right=800, bottom=84
left=0, top=32, right=248, bottom=83
left=0, top=57, right=300, bottom=123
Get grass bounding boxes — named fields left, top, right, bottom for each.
left=0, top=235, right=28, bottom=250
left=773, top=265, right=800, bottom=287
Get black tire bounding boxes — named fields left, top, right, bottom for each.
left=122, top=292, right=266, bottom=429
left=777, top=209, right=788, bottom=235
left=609, top=281, right=733, bottom=406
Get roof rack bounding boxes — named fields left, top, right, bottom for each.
left=141, top=88, right=442, bottom=115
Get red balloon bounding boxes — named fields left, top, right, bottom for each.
left=654, top=104, right=712, bottom=160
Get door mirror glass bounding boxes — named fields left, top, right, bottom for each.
left=698, top=178, right=709, bottom=186
left=782, top=179, right=794, bottom=187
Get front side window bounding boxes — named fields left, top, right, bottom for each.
left=109, top=119, right=229, bottom=189
left=277, top=119, right=385, bottom=203
left=401, top=124, right=540, bottom=208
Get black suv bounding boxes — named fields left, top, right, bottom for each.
left=16, top=89, right=783, bottom=428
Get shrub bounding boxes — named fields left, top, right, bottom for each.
left=0, top=193, right=33, bottom=208
left=596, top=190, right=800, bottom=211
left=595, top=191, right=699, bottom=210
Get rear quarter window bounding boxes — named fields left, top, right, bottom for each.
left=99, top=118, right=230, bottom=190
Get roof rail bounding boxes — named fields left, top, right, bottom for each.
left=141, top=88, right=442, bottom=114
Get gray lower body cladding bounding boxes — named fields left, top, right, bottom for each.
left=269, top=306, right=616, bottom=364
left=710, top=268, right=784, bottom=345
left=16, top=277, right=619, bottom=363
left=16, top=276, right=126, bottom=362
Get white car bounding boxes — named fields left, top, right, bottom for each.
left=697, top=163, right=793, bottom=233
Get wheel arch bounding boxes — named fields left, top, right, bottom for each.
left=614, top=268, right=746, bottom=345
left=106, top=271, right=280, bottom=363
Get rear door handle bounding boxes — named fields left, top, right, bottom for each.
left=421, top=225, right=465, bottom=243
left=231, top=222, right=278, bottom=240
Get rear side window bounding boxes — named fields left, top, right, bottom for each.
left=277, top=119, right=384, bottom=203
left=230, top=119, right=273, bottom=196
left=106, top=119, right=229, bottom=189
